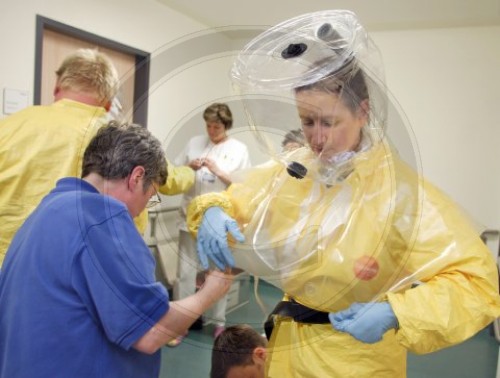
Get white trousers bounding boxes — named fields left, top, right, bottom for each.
left=173, top=230, right=227, bottom=326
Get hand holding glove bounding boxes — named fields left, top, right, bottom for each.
left=328, top=302, right=398, bottom=344
left=197, top=207, right=245, bottom=270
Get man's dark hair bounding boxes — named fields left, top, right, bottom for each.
left=211, top=324, right=267, bottom=378
left=82, top=121, right=167, bottom=189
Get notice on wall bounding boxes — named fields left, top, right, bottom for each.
left=3, top=88, right=29, bottom=115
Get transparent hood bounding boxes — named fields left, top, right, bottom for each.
left=231, top=10, right=388, bottom=185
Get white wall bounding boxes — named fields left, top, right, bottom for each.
left=372, top=26, right=500, bottom=228
left=1, top=1, right=499, bottom=228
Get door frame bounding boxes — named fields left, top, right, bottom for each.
left=34, top=15, right=150, bottom=127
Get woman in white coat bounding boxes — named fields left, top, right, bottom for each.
left=170, top=103, right=251, bottom=346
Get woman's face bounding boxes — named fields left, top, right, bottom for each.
left=206, top=120, right=227, bottom=144
left=296, top=90, right=367, bottom=160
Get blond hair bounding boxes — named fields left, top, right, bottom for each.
left=55, top=49, right=119, bottom=104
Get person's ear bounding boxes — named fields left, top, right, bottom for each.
left=252, top=347, right=267, bottom=364
left=359, top=99, right=370, bottom=120
left=128, top=166, right=146, bottom=191
left=53, top=81, right=61, bottom=99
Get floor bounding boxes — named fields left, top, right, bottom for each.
left=160, top=277, right=499, bottom=378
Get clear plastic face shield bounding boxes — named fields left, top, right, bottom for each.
left=231, top=10, right=387, bottom=185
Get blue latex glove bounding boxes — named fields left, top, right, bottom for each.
left=328, top=302, right=398, bottom=344
left=197, top=206, right=245, bottom=270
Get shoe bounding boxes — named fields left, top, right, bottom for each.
left=189, top=316, right=204, bottom=330
left=213, top=325, right=225, bottom=339
left=167, top=333, right=187, bottom=347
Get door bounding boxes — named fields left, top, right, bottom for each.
left=34, top=16, right=150, bottom=126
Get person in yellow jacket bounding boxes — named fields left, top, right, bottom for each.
left=186, top=10, right=500, bottom=377
left=0, top=48, right=194, bottom=265
left=0, top=49, right=118, bottom=266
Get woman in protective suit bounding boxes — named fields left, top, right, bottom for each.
left=187, top=10, right=500, bottom=377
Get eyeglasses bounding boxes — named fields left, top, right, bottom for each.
left=146, top=185, right=162, bottom=208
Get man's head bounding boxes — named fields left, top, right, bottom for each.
left=211, top=325, right=267, bottom=378
left=54, top=49, right=119, bottom=110
left=82, top=121, right=167, bottom=216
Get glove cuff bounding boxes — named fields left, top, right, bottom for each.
left=187, top=193, right=234, bottom=237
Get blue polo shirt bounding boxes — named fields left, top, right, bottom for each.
left=0, top=178, right=169, bottom=377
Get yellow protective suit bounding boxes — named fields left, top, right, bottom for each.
left=188, top=142, right=500, bottom=377
left=0, top=100, right=106, bottom=265
left=160, top=162, right=195, bottom=197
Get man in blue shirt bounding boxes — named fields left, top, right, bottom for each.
left=0, top=122, right=232, bottom=378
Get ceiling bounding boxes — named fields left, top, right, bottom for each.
left=157, top=0, right=500, bottom=31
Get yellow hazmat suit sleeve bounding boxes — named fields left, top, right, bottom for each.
left=186, top=192, right=235, bottom=238
left=386, top=179, right=500, bottom=354
left=159, top=161, right=195, bottom=196
left=186, top=162, right=282, bottom=238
